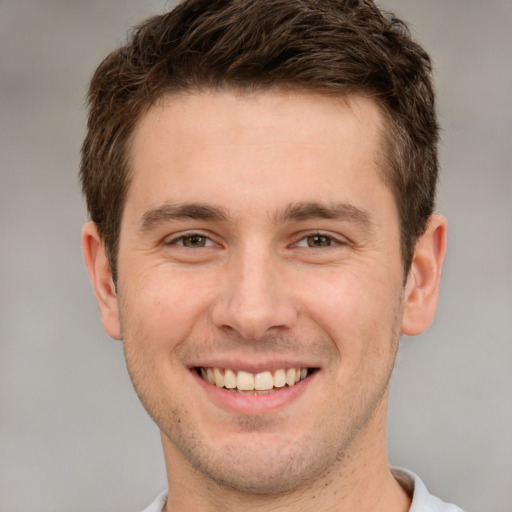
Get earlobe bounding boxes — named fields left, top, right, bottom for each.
left=401, top=215, right=448, bottom=336
left=81, top=222, right=122, bottom=340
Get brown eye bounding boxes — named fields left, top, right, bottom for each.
left=182, top=235, right=208, bottom=248
left=306, top=235, right=332, bottom=247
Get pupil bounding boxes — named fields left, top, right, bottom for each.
left=308, top=235, right=330, bottom=247
left=185, top=235, right=205, bottom=247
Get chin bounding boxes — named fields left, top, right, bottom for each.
left=160, top=418, right=352, bottom=496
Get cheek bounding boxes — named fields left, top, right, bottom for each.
left=119, top=266, right=218, bottom=350
left=298, top=267, right=402, bottom=350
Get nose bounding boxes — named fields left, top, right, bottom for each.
left=211, top=247, right=299, bottom=340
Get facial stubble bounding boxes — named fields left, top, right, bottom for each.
left=120, top=302, right=403, bottom=498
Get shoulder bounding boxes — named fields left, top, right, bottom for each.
left=392, top=467, right=466, bottom=512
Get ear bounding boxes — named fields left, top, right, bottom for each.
left=401, top=215, right=448, bottom=336
left=81, top=222, right=122, bottom=340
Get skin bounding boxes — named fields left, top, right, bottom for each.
left=83, top=90, right=447, bottom=511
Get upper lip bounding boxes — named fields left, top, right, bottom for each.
left=189, top=358, right=320, bottom=374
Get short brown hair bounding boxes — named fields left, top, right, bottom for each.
left=81, top=0, right=438, bottom=281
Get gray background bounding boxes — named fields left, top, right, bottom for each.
left=1, top=1, right=511, bottom=511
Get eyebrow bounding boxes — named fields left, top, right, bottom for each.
left=279, top=201, right=373, bottom=227
left=138, top=200, right=373, bottom=233
left=139, top=202, right=229, bottom=232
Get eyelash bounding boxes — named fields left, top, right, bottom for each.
left=166, top=231, right=346, bottom=249
left=293, top=232, right=347, bottom=249
left=166, top=232, right=218, bottom=248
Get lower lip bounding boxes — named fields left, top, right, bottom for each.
left=192, top=370, right=316, bottom=415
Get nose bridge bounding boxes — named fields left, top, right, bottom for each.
left=211, top=241, right=297, bottom=339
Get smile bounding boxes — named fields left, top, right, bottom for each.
left=197, top=367, right=312, bottom=395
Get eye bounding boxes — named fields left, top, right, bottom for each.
left=296, top=233, right=338, bottom=248
left=307, top=234, right=332, bottom=248
left=171, top=234, right=215, bottom=248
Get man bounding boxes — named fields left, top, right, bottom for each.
left=80, top=1, right=463, bottom=510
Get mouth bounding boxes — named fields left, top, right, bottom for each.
left=195, top=367, right=315, bottom=396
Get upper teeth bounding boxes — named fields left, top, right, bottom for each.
left=200, top=367, right=309, bottom=391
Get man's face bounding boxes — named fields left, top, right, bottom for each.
left=113, top=91, right=408, bottom=492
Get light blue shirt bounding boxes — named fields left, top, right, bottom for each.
left=393, top=468, right=465, bottom=512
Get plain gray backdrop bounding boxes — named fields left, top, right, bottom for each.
left=1, top=1, right=511, bottom=511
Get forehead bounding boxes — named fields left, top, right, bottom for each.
left=133, top=89, right=384, bottom=153
left=126, top=90, right=392, bottom=220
